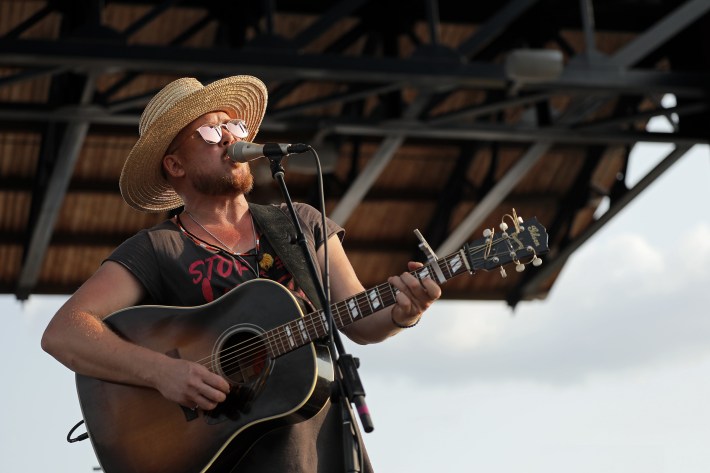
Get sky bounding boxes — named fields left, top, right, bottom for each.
left=2, top=112, right=709, bottom=473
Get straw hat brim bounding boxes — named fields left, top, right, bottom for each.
left=119, top=76, right=268, bottom=212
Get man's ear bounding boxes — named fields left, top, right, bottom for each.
left=162, top=153, right=185, bottom=178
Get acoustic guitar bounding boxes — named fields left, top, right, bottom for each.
left=76, top=215, right=548, bottom=473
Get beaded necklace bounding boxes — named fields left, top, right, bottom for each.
left=176, top=211, right=261, bottom=278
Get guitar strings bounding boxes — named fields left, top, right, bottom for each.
left=197, top=243, right=499, bottom=378
left=190, top=238, right=504, bottom=380
left=196, top=264, right=414, bottom=374
left=188, top=266, right=403, bottom=371
left=213, top=278, right=404, bottom=375
left=227, top=230, right=535, bottom=375
left=192, top=240, right=500, bottom=378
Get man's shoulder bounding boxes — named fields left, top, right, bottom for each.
left=123, top=219, right=179, bottom=246
left=249, top=201, right=318, bottom=219
left=146, top=218, right=179, bottom=233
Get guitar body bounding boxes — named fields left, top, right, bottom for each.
left=76, top=279, right=334, bottom=473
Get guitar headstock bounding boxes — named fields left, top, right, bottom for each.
left=464, top=210, right=549, bottom=278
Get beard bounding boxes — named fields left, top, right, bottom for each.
left=191, top=165, right=254, bottom=196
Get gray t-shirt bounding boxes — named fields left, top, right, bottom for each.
left=106, top=202, right=373, bottom=473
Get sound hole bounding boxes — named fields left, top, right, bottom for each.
left=217, top=328, right=269, bottom=386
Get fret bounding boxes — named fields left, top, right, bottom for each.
left=448, top=254, right=464, bottom=276
left=418, top=265, right=432, bottom=282
left=294, top=318, right=312, bottom=345
left=271, top=328, right=284, bottom=357
left=317, top=310, right=328, bottom=337
left=440, top=258, right=452, bottom=279
left=332, top=302, right=345, bottom=328
left=304, top=315, right=315, bottom=340
left=458, top=248, right=472, bottom=273
left=368, top=288, right=382, bottom=311
left=330, top=303, right=340, bottom=330
left=334, top=302, right=346, bottom=329
left=265, top=333, right=276, bottom=357
left=438, top=259, right=450, bottom=280
left=387, top=282, right=399, bottom=298
left=270, top=330, right=279, bottom=357
left=378, top=284, right=393, bottom=308
left=279, top=330, right=287, bottom=356
left=356, top=292, right=371, bottom=317
left=308, top=318, right=317, bottom=341
left=297, top=319, right=310, bottom=343
left=340, top=301, right=352, bottom=326
left=428, top=260, right=446, bottom=283
left=346, top=298, right=360, bottom=321
left=284, top=324, right=296, bottom=348
left=279, top=325, right=288, bottom=349
left=361, top=292, right=370, bottom=314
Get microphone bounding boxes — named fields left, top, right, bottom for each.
left=227, top=141, right=310, bottom=163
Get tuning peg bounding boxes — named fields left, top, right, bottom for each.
left=483, top=228, right=492, bottom=238
left=532, top=256, right=543, bottom=267
left=516, top=263, right=526, bottom=272
left=499, top=222, right=509, bottom=232
left=518, top=216, right=524, bottom=224
left=499, top=267, right=507, bottom=278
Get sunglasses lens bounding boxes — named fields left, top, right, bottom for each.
left=226, top=119, right=248, bottom=139
left=195, top=119, right=248, bottom=144
left=197, top=125, right=222, bottom=144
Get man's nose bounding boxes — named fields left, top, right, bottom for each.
left=220, top=127, right=242, bottom=147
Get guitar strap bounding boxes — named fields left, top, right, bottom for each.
left=249, top=203, right=324, bottom=311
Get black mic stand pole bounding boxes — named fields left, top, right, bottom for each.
left=265, top=150, right=373, bottom=473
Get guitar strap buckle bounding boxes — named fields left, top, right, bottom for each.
left=413, top=229, right=446, bottom=284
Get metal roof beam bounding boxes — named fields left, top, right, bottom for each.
left=611, top=0, right=710, bottom=67
left=329, top=93, right=431, bottom=225
left=427, top=91, right=555, bottom=125
left=0, top=66, right=68, bottom=88
left=0, top=38, right=505, bottom=86
left=457, top=0, right=540, bottom=57
left=2, top=39, right=709, bottom=96
left=574, top=102, right=707, bottom=132
left=331, top=122, right=708, bottom=146
left=2, top=4, right=54, bottom=40
left=516, top=144, right=694, bottom=302
left=290, top=0, right=371, bottom=50
left=430, top=1, right=710, bottom=260
left=119, top=0, right=180, bottom=40
left=15, top=75, right=97, bottom=300
left=98, top=14, right=215, bottom=105
left=418, top=144, right=478, bottom=258
left=269, top=82, right=403, bottom=119
left=328, top=135, right=404, bottom=226
left=579, top=0, right=598, bottom=56
left=0, top=106, right=706, bottom=146
left=436, top=142, right=550, bottom=256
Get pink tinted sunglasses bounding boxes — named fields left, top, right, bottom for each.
left=195, top=118, right=249, bottom=144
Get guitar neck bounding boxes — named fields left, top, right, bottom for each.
left=266, top=249, right=470, bottom=358
left=264, top=215, right=548, bottom=358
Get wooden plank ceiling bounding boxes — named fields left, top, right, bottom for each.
left=0, top=0, right=708, bottom=305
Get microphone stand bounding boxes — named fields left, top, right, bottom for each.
left=264, top=148, right=373, bottom=473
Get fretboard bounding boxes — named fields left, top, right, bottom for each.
left=265, top=248, right=471, bottom=358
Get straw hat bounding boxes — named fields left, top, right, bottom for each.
left=119, top=76, right=268, bottom=212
